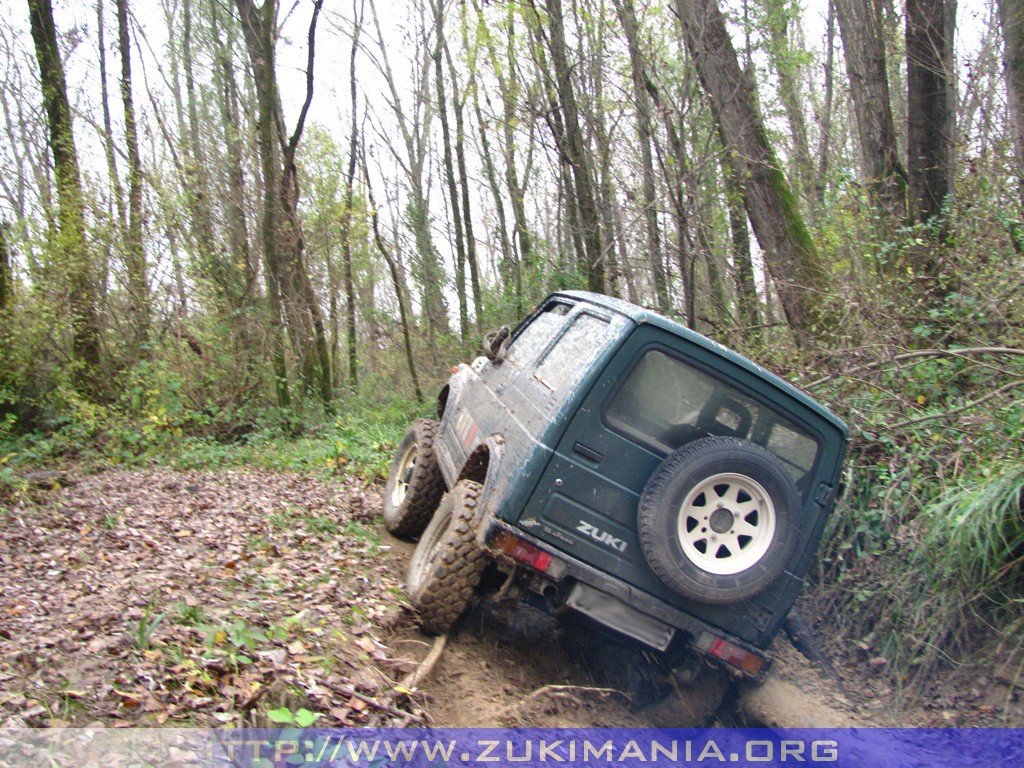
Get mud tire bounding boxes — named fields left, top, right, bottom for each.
left=406, top=480, right=488, bottom=634
left=638, top=437, right=800, bottom=604
left=383, top=419, right=446, bottom=539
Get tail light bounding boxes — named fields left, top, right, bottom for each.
left=695, top=631, right=768, bottom=677
left=491, top=531, right=564, bottom=576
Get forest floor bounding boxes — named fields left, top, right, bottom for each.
left=0, top=468, right=1019, bottom=729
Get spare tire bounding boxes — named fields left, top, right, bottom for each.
left=637, top=437, right=800, bottom=605
left=383, top=419, right=446, bottom=539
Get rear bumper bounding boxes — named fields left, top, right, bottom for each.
left=481, top=516, right=772, bottom=680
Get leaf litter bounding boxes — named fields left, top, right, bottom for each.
left=0, top=469, right=425, bottom=728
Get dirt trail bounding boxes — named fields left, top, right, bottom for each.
left=0, top=468, right=900, bottom=729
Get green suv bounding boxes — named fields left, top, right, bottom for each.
left=384, top=291, right=847, bottom=688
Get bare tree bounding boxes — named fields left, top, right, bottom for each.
left=432, top=0, right=472, bottom=339
left=815, top=0, right=837, bottom=205
left=835, top=0, right=906, bottom=220
left=530, top=0, right=605, bottom=293
left=906, top=0, right=955, bottom=233
left=235, top=0, right=334, bottom=411
left=361, top=144, right=423, bottom=403
left=672, top=0, right=831, bottom=342
left=1000, top=0, right=1024, bottom=210
left=27, top=0, right=103, bottom=391
left=116, top=0, right=150, bottom=350
left=0, top=221, right=10, bottom=315
left=613, top=0, right=669, bottom=311
left=367, top=0, right=450, bottom=344
left=341, top=0, right=364, bottom=388
left=764, top=0, right=813, bottom=196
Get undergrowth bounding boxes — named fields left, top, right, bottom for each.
left=0, top=383, right=424, bottom=490
left=788, top=207, right=1024, bottom=708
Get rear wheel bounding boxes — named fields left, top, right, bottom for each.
left=406, top=480, right=487, bottom=633
left=383, top=419, right=446, bottom=538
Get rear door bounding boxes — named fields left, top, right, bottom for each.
left=520, top=324, right=826, bottom=643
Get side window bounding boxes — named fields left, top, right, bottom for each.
left=605, top=348, right=819, bottom=482
left=507, top=302, right=571, bottom=367
left=534, top=313, right=612, bottom=391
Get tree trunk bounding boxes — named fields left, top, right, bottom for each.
left=834, top=0, right=907, bottom=220
left=673, top=0, right=831, bottom=342
left=27, top=0, right=103, bottom=391
left=445, top=27, right=483, bottom=333
left=342, top=0, right=362, bottom=388
left=361, top=147, right=424, bottom=403
left=906, top=0, right=954, bottom=228
left=470, top=86, right=515, bottom=309
left=534, top=0, right=604, bottom=293
left=764, top=0, right=813, bottom=196
left=96, top=0, right=126, bottom=235
left=613, top=0, right=669, bottom=312
left=815, top=0, right=837, bottom=205
left=211, top=0, right=256, bottom=303
left=723, top=162, right=760, bottom=341
left=183, top=0, right=233, bottom=306
left=583, top=0, right=621, bottom=300
left=368, top=0, right=449, bottom=340
left=0, top=221, right=10, bottom=314
left=236, top=0, right=332, bottom=411
left=1000, top=0, right=1024, bottom=210
left=116, top=0, right=149, bottom=351
left=433, top=0, right=470, bottom=340
left=472, top=0, right=537, bottom=310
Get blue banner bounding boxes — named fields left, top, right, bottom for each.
left=1, top=728, right=1022, bottom=767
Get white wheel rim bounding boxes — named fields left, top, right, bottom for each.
left=408, top=502, right=451, bottom=589
left=676, top=472, right=776, bottom=576
left=391, top=443, right=417, bottom=507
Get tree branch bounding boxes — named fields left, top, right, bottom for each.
left=890, top=379, right=1024, bottom=430
left=287, top=0, right=323, bottom=157
left=806, top=347, right=1024, bottom=389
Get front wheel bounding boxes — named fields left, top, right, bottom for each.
left=406, top=480, right=487, bottom=634
left=383, top=419, right=446, bottom=539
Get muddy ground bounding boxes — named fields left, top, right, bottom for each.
left=0, top=469, right=1018, bottom=729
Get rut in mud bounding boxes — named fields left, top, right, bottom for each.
left=384, top=538, right=853, bottom=729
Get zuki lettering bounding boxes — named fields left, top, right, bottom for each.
left=577, top=521, right=627, bottom=552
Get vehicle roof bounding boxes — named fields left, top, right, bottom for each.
left=553, top=290, right=850, bottom=439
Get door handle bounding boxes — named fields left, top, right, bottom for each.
left=573, top=442, right=603, bottom=463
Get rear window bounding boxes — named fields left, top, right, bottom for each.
left=605, top=348, right=819, bottom=481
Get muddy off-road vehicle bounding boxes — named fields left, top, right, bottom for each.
left=384, top=291, right=847, bottom=707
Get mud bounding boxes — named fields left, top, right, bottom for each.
left=383, top=534, right=864, bottom=729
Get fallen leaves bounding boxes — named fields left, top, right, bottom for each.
left=0, top=468, right=417, bottom=728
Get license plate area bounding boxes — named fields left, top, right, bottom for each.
left=566, top=582, right=676, bottom=651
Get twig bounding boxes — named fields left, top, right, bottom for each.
left=890, top=379, right=1024, bottom=429
left=398, top=633, right=447, bottom=691
left=806, top=347, right=1024, bottom=389
left=326, top=682, right=425, bottom=722
left=238, top=683, right=269, bottom=714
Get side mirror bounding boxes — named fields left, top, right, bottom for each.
left=483, top=326, right=510, bottom=363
